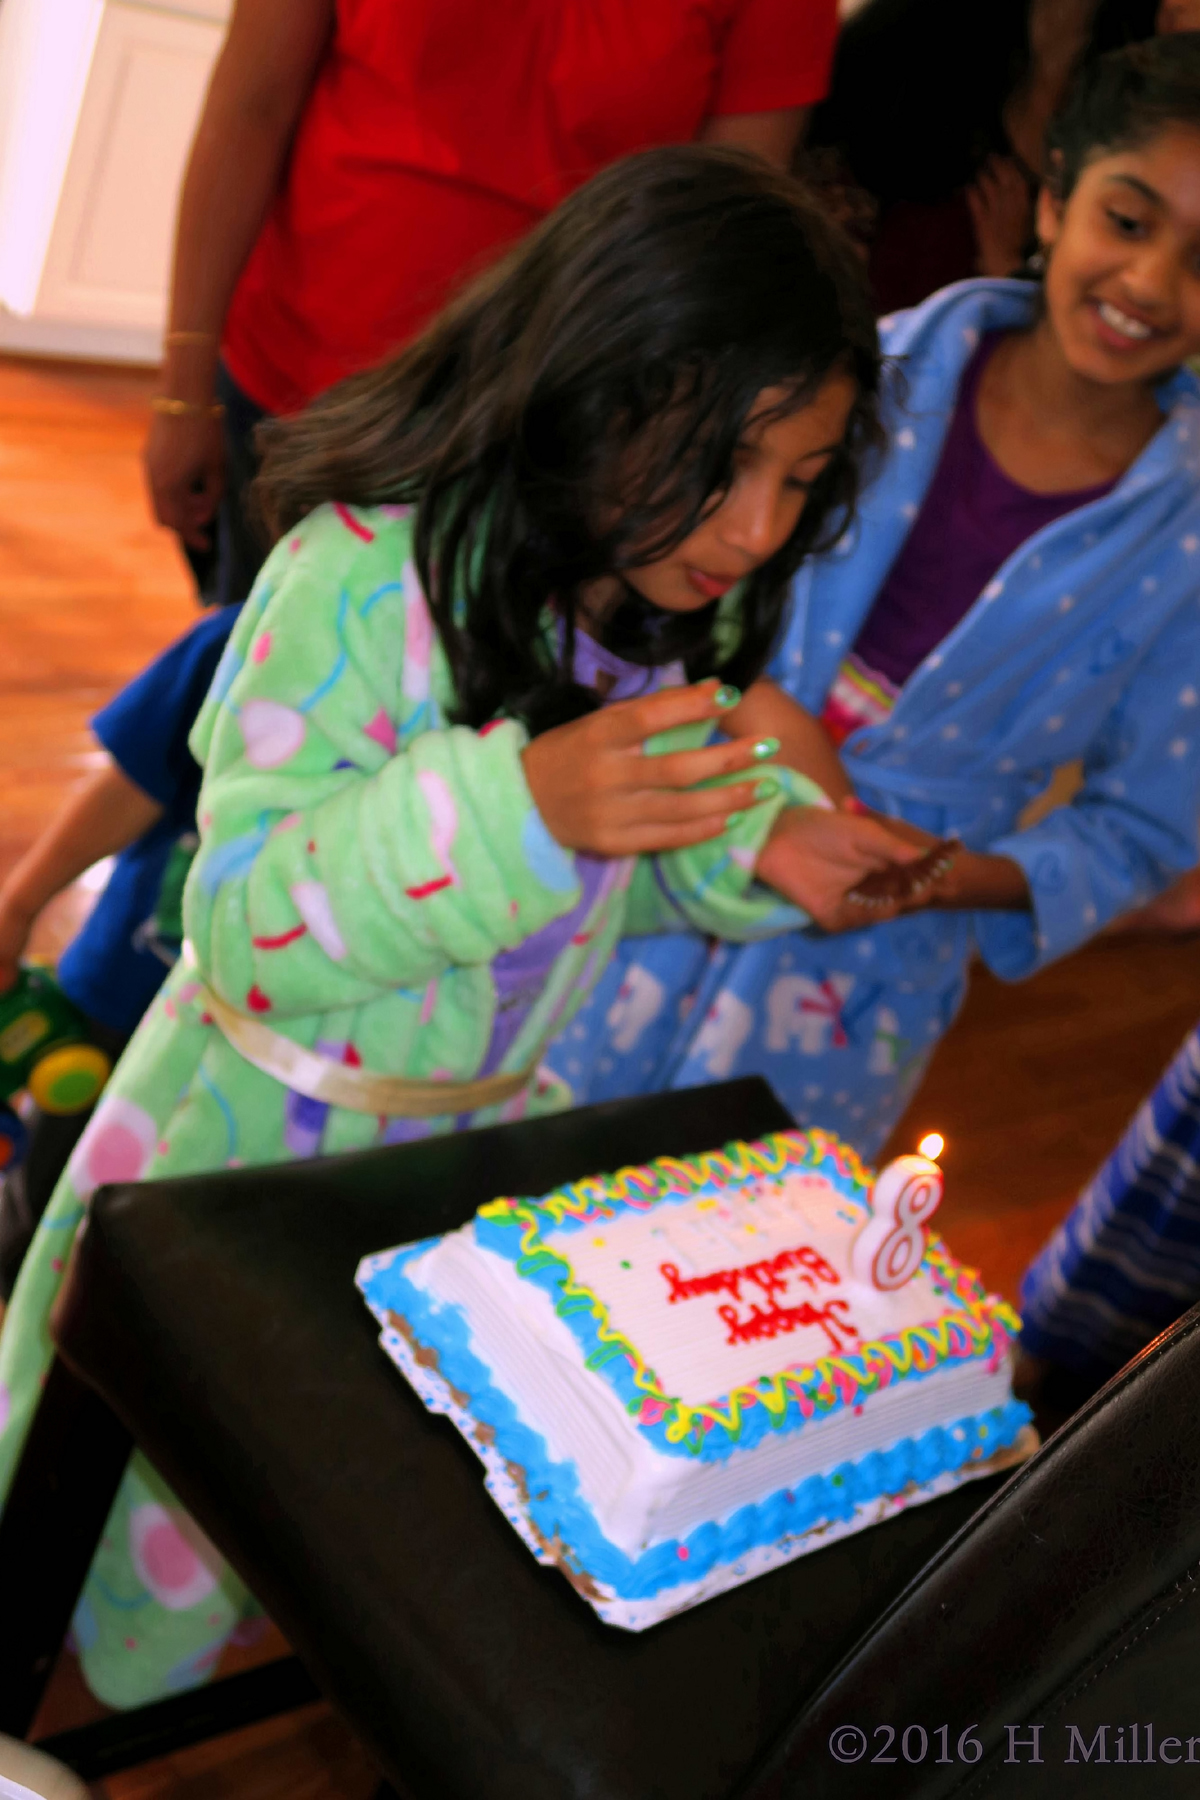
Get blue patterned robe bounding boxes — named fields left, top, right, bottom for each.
left=1021, top=1024, right=1200, bottom=1376
left=545, top=280, right=1200, bottom=1157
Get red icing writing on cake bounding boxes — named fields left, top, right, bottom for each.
left=718, top=1297, right=858, bottom=1355
left=659, top=1244, right=838, bottom=1306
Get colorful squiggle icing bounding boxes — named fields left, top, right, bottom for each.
left=359, top=1245, right=1031, bottom=1601
left=474, top=1129, right=1021, bottom=1460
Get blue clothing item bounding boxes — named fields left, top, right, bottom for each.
left=57, top=607, right=242, bottom=1034
left=181, top=363, right=270, bottom=610
left=545, top=280, right=1200, bottom=1158
left=852, top=331, right=1115, bottom=689
left=1021, top=1025, right=1200, bottom=1378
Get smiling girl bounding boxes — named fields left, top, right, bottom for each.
left=557, top=35, right=1200, bottom=1154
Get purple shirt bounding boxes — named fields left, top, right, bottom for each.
left=852, top=334, right=1116, bottom=690
left=481, top=630, right=684, bottom=1074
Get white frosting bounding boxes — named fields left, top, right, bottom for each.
left=547, top=1170, right=946, bottom=1400
left=404, top=1169, right=1014, bottom=1557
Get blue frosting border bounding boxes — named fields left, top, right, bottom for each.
left=358, top=1244, right=1031, bottom=1602
left=472, top=1133, right=1018, bottom=1463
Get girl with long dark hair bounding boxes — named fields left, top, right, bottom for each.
left=0, top=146, right=911, bottom=1708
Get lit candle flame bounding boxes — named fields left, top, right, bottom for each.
left=917, top=1132, right=945, bottom=1162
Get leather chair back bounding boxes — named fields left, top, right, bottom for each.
left=740, top=1303, right=1200, bottom=1798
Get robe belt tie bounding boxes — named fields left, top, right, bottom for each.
left=193, top=976, right=535, bottom=1118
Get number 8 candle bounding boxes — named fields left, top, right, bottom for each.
left=851, top=1154, right=943, bottom=1291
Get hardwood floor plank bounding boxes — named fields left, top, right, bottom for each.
left=882, top=936, right=1200, bottom=1304
left=100, top=1708, right=380, bottom=1800
left=1, top=355, right=196, bottom=963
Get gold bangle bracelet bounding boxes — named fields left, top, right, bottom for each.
left=164, top=329, right=217, bottom=346
left=150, top=396, right=226, bottom=419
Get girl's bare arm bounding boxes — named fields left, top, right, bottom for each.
left=729, top=683, right=1030, bottom=910
left=0, top=763, right=164, bottom=990
left=700, top=108, right=809, bottom=170
left=725, top=678, right=853, bottom=801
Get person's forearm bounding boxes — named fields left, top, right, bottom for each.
left=162, top=117, right=290, bottom=405
left=726, top=679, right=853, bottom=801
left=161, top=0, right=333, bottom=405
left=0, top=764, right=164, bottom=928
left=929, top=850, right=1031, bottom=911
left=699, top=107, right=808, bottom=170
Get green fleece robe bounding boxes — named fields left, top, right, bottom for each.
left=0, top=500, right=819, bottom=1707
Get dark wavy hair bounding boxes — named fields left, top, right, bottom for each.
left=1048, top=32, right=1200, bottom=201
left=256, top=146, right=880, bottom=735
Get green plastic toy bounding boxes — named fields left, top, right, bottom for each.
left=0, top=966, right=111, bottom=1172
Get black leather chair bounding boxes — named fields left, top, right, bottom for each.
left=740, top=1301, right=1200, bottom=1799
left=5, top=1077, right=1196, bottom=1795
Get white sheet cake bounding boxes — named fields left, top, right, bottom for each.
left=358, top=1128, right=1035, bottom=1628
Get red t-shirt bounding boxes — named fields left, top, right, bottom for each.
left=222, top=0, right=838, bottom=414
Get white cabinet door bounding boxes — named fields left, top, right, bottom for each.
left=35, top=2, right=225, bottom=332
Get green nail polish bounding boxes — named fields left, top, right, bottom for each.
left=756, top=779, right=776, bottom=801
left=751, top=736, right=780, bottom=761
left=726, top=810, right=746, bottom=828
left=714, top=684, right=741, bottom=710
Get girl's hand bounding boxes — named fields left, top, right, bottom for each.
left=755, top=805, right=928, bottom=931
left=143, top=411, right=225, bottom=551
left=841, top=800, right=958, bottom=908
left=839, top=797, right=937, bottom=847
left=846, top=838, right=959, bottom=908
left=840, top=800, right=1031, bottom=913
left=521, top=680, right=777, bottom=856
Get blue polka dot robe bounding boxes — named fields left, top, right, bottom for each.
left=547, top=280, right=1200, bottom=1159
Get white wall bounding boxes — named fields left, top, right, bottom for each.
left=0, top=0, right=231, bottom=363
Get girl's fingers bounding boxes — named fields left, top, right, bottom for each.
left=633, top=734, right=778, bottom=790
left=836, top=816, right=928, bottom=863
left=849, top=841, right=959, bottom=902
left=841, top=799, right=939, bottom=849
left=585, top=782, right=758, bottom=854
left=825, top=896, right=905, bottom=932
left=604, top=678, right=739, bottom=746
left=621, top=780, right=761, bottom=824
left=772, top=807, right=927, bottom=869
left=608, top=816, right=734, bottom=854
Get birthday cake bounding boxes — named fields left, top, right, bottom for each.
left=357, top=1129, right=1034, bottom=1628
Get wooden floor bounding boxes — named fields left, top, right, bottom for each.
left=4, top=351, right=1200, bottom=1797
left=2, top=355, right=382, bottom=1799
